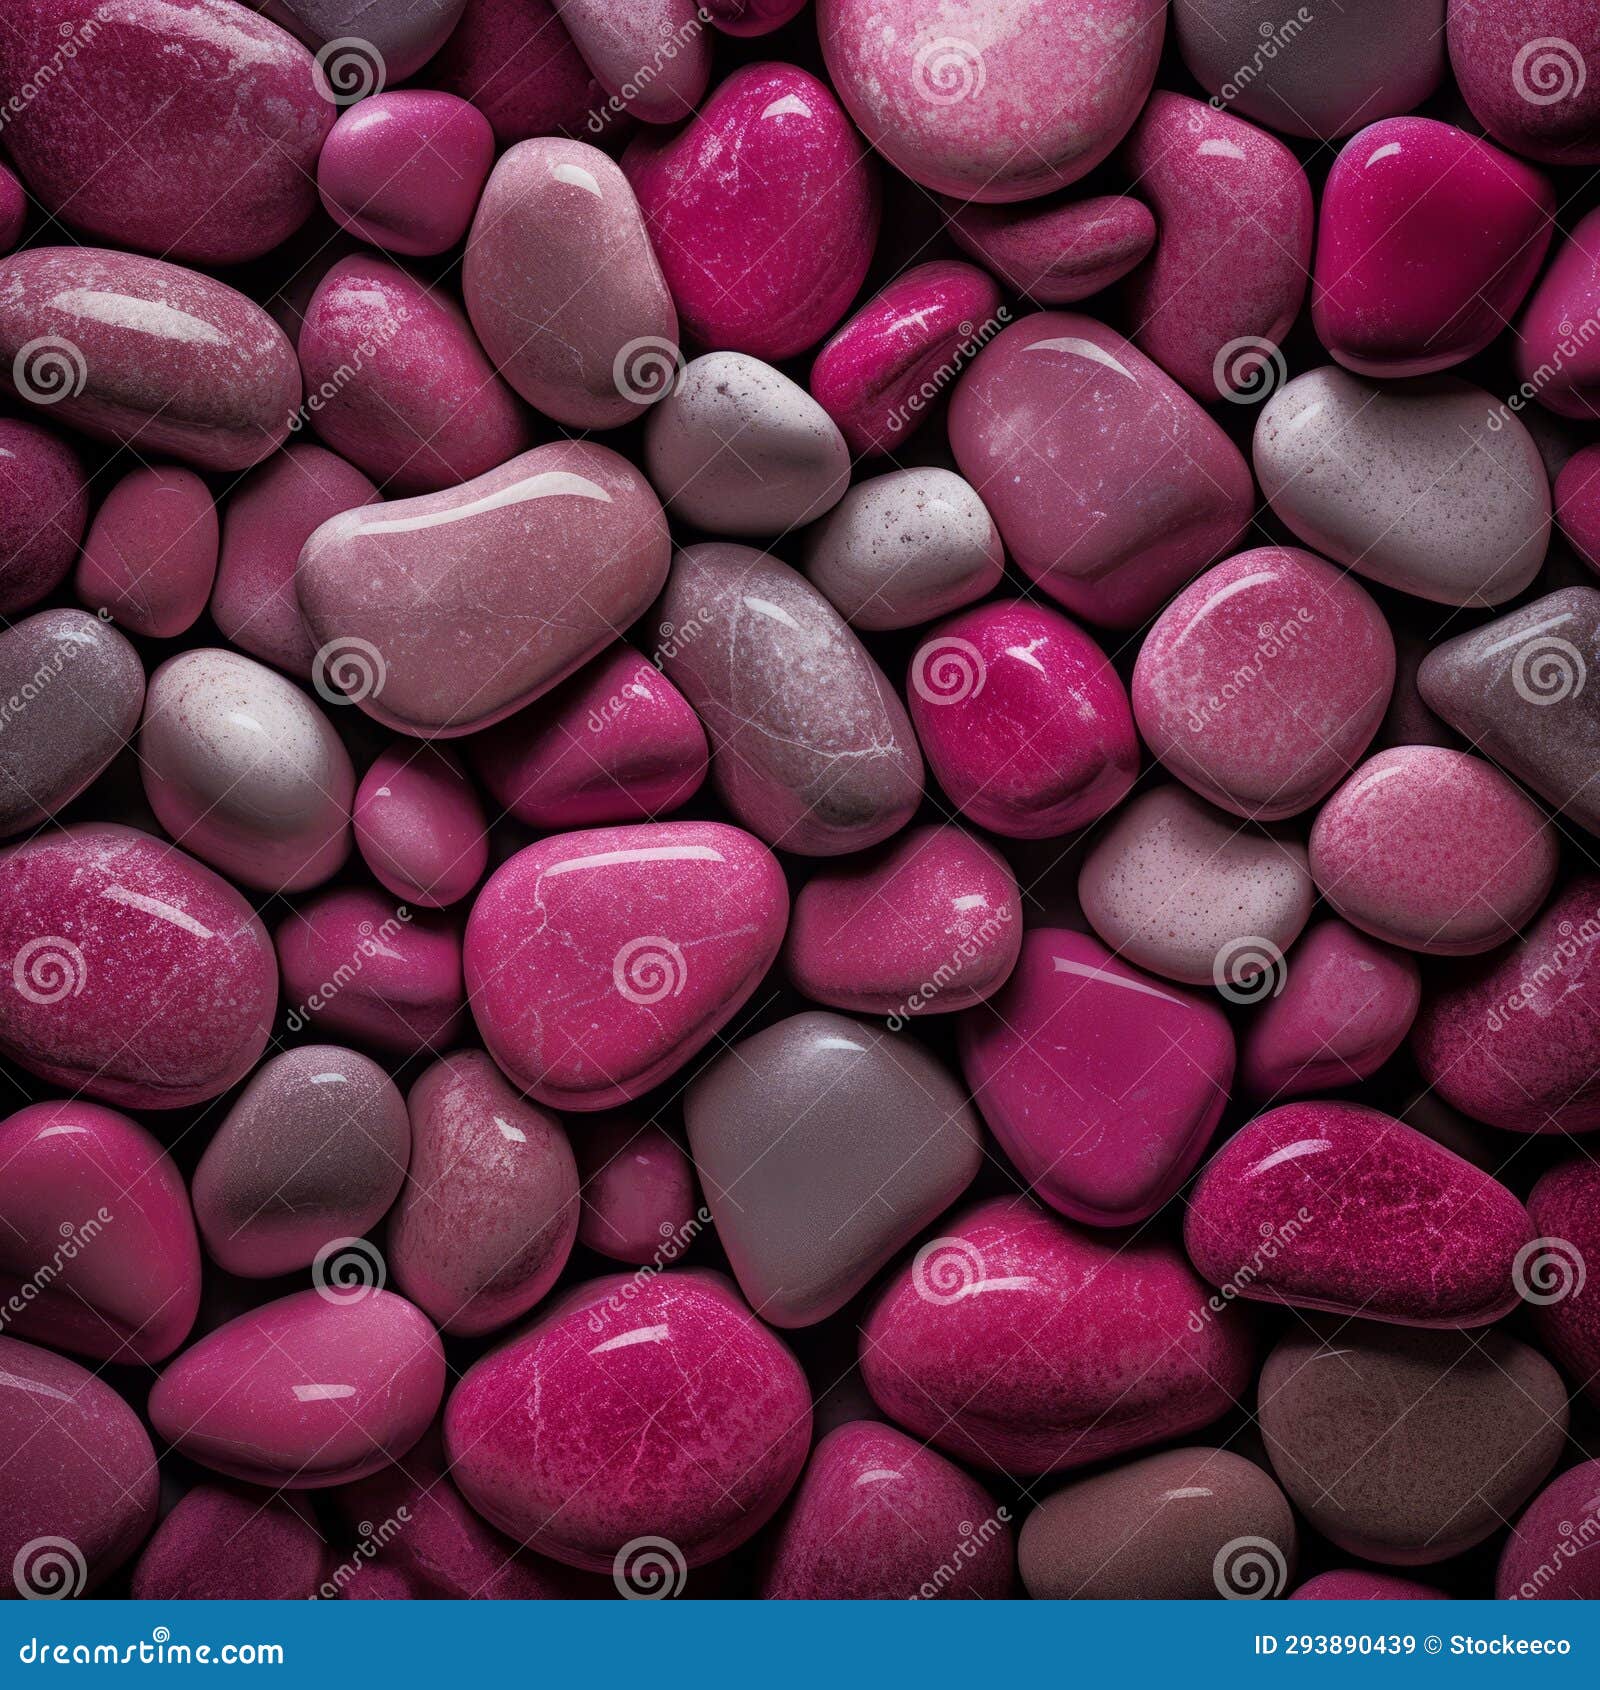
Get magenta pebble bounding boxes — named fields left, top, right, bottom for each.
left=574, top=1114, right=699, bottom=1266
left=0, top=418, right=88, bottom=616
left=131, top=1486, right=328, bottom=1602
left=354, top=743, right=488, bottom=909
left=946, top=194, right=1155, bottom=306
left=74, top=466, right=218, bottom=639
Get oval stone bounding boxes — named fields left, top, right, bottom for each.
left=132, top=1485, right=328, bottom=1603
left=1526, top=1160, right=1600, bottom=1406
left=353, top=743, right=487, bottom=909
left=575, top=1114, right=699, bottom=1265
left=75, top=465, right=218, bottom=639
left=554, top=0, right=710, bottom=123
left=946, top=194, right=1155, bottom=305
left=1449, top=0, right=1600, bottom=167
left=1497, top=1462, right=1600, bottom=1600
left=0, top=418, right=87, bottom=615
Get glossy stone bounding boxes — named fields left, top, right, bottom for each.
left=192, top=1045, right=409, bottom=1279
left=1449, top=0, right=1600, bottom=167
left=150, top=1290, right=445, bottom=1490
left=297, top=441, right=670, bottom=737
left=656, top=545, right=923, bottom=855
left=909, top=599, right=1138, bottom=839
left=1185, top=1101, right=1533, bottom=1328
left=262, top=0, right=467, bottom=80
left=960, top=930, right=1233, bottom=1228
left=946, top=194, right=1155, bottom=305
left=949, top=312, right=1253, bottom=628
left=465, top=821, right=788, bottom=1110
left=1527, top=1161, right=1600, bottom=1405
left=576, top=1116, right=698, bottom=1262
left=1497, top=1462, right=1600, bottom=1600
left=0, top=823, right=276, bottom=1108
left=1255, top=366, right=1550, bottom=606
left=388, top=1050, right=579, bottom=1336
left=0, top=418, right=87, bottom=614
left=132, top=1485, right=327, bottom=1602
left=1514, top=208, right=1600, bottom=419
left=686, top=1012, right=983, bottom=1327
left=554, top=0, right=710, bottom=123
left=74, top=466, right=217, bottom=639
left=444, top=1270, right=812, bottom=1568
left=623, top=63, right=879, bottom=360
left=354, top=744, right=487, bottom=909
left=0, top=610, right=143, bottom=840
left=1556, top=444, right=1600, bottom=572
left=1293, top=1571, right=1446, bottom=1601
left=0, top=248, right=300, bottom=470
left=1259, top=1320, right=1567, bottom=1565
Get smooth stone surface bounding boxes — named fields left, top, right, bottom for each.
left=1239, top=918, right=1421, bottom=1100
left=1515, top=207, right=1600, bottom=418
left=276, top=888, right=466, bottom=1057
left=0, top=1336, right=158, bottom=1597
left=0, top=609, right=143, bottom=839
left=701, top=0, right=808, bottom=31
left=131, top=1485, right=327, bottom=1602
left=297, top=441, right=670, bottom=737
left=389, top=1050, right=579, bottom=1336
left=354, top=743, right=487, bottom=909
left=1259, top=1320, right=1567, bottom=1565
left=1422, top=584, right=1600, bottom=837
left=470, top=644, right=707, bottom=828
left=192, top=1045, right=409, bottom=1279
left=75, top=466, right=218, bottom=639
left=946, top=194, right=1155, bottom=305
left=464, top=821, right=788, bottom=1110
left=1254, top=366, right=1550, bottom=606
left=298, top=254, right=532, bottom=495
left=0, top=823, right=277, bottom=1108
left=686, top=1011, right=983, bottom=1327
left=1133, top=547, right=1394, bottom=821
left=949, top=312, right=1253, bottom=628
left=656, top=545, right=923, bottom=855
left=444, top=1270, right=812, bottom=1568
left=810, top=261, right=1003, bottom=455
left=860, top=1196, right=1254, bottom=1475
left=150, top=1289, right=445, bottom=1490
left=786, top=824, right=1020, bottom=1018
left=262, top=0, right=467, bottom=80
left=1020, top=1448, right=1296, bottom=1600
left=0, top=418, right=87, bottom=614
left=1292, top=1571, right=1446, bottom=1600
left=0, top=247, right=300, bottom=470
left=1450, top=0, right=1600, bottom=166
left=1121, top=93, right=1312, bottom=402
left=960, top=929, right=1233, bottom=1228
left=1313, top=118, right=1553, bottom=378
left=575, top=1113, right=698, bottom=1265
left=1413, top=874, right=1600, bottom=1135
left=1498, top=1462, right=1600, bottom=1600
left=1175, top=0, right=1445, bottom=139
left=213, top=445, right=378, bottom=679
left=1078, top=785, right=1314, bottom=989
left=818, top=0, right=1164, bottom=202
left=0, top=0, right=332, bottom=264
left=0, top=1100, right=200, bottom=1364
left=1185, top=1101, right=1534, bottom=1328
left=1527, top=1160, right=1600, bottom=1406
left=139, top=649, right=354, bottom=894
left=465, top=137, right=677, bottom=430
left=645, top=353, right=850, bottom=536
left=1309, top=746, right=1558, bottom=955
left=623, top=63, right=879, bottom=360
left=554, top=0, right=710, bottom=122
left=909, top=599, right=1138, bottom=839
left=1556, top=444, right=1600, bottom=572
left=802, top=468, right=1003, bottom=631
left=762, top=1421, right=1013, bottom=1600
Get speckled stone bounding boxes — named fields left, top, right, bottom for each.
left=575, top=1113, right=698, bottom=1265
left=1526, top=1160, right=1600, bottom=1406
left=1449, top=0, right=1600, bottom=167
left=353, top=744, right=487, bottom=909
left=0, top=163, right=24, bottom=256
left=0, top=418, right=88, bottom=615
left=1259, top=1320, right=1567, bottom=1565
left=262, top=0, right=467, bottom=81
left=946, top=194, right=1155, bottom=305
left=75, top=465, right=218, bottom=639
left=1292, top=1570, right=1447, bottom=1600
left=131, top=1485, right=328, bottom=1602
left=1514, top=207, right=1600, bottom=419
left=554, top=0, right=710, bottom=122
left=1497, top=1462, right=1600, bottom=1600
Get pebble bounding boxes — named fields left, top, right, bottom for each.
left=0, top=163, right=24, bottom=256
left=1292, top=1570, right=1447, bottom=1600
left=353, top=743, right=488, bottom=909
left=1526, top=1160, right=1600, bottom=1405
left=0, top=418, right=87, bottom=615
left=1497, top=1462, right=1600, bottom=1600
left=946, top=195, right=1155, bottom=305
left=262, top=0, right=468, bottom=81
left=74, top=466, right=216, bottom=638
left=131, top=1485, right=328, bottom=1602
left=1556, top=444, right=1600, bottom=571
left=1449, top=0, right=1600, bottom=166
left=554, top=0, right=711, bottom=123
left=701, top=0, right=808, bottom=32
left=1514, top=207, right=1600, bottom=418
left=574, top=1114, right=698, bottom=1265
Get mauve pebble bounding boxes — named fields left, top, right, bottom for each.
left=0, top=823, right=277, bottom=1109
left=0, top=417, right=87, bottom=615
left=1255, top=365, right=1550, bottom=606
left=1078, top=784, right=1313, bottom=990
left=810, top=261, right=1003, bottom=456
left=318, top=92, right=494, bottom=258
left=645, top=353, right=850, bottom=536
left=191, top=1044, right=409, bottom=1279
left=131, top=1484, right=327, bottom=1601
left=444, top=1270, right=812, bottom=1568
left=0, top=0, right=332, bottom=265
left=0, top=609, right=144, bottom=840
left=469, top=643, right=707, bottom=828
left=353, top=744, right=487, bottom=909
left=262, top=0, right=467, bottom=81
left=661, top=545, right=923, bottom=852
left=1527, top=1160, right=1600, bottom=1405
left=1020, top=1448, right=1296, bottom=1600
left=702, top=0, right=809, bottom=33
left=298, top=254, right=532, bottom=495
left=0, top=247, right=300, bottom=471
left=1292, top=1570, right=1447, bottom=1600
left=0, top=1100, right=200, bottom=1364
left=1449, top=0, right=1600, bottom=167
left=946, top=194, right=1155, bottom=305
left=554, top=0, right=710, bottom=123
left=1514, top=208, right=1600, bottom=419
left=575, top=1114, right=698, bottom=1265
left=624, top=63, right=879, bottom=361
left=949, top=312, right=1253, bottom=628
left=762, top=1421, right=1013, bottom=1600
left=1556, top=445, right=1600, bottom=572
left=1185, top=1100, right=1533, bottom=1328
left=0, top=163, right=24, bottom=255
left=0, top=1335, right=158, bottom=1597
left=802, top=467, right=1003, bottom=631
left=1259, top=1320, right=1567, bottom=1565
left=388, top=1050, right=578, bottom=1336
left=74, top=466, right=217, bottom=640
left=1497, top=1462, right=1600, bottom=1600
left=1120, top=94, right=1312, bottom=403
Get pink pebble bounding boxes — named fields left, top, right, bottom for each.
left=946, top=194, right=1155, bottom=305
left=0, top=162, right=25, bottom=255
left=810, top=261, right=1004, bottom=456
left=554, top=0, right=710, bottom=123
left=74, top=465, right=218, bottom=639
left=354, top=743, right=488, bottom=909
left=318, top=91, right=494, bottom=258
left=1449, top=0, right=1600, bottom=167
left=1527, top=1160, right=1600, bottom=1407
left=465, top=821, right=788, bottom=1110
left=0, top=823, right=277, bottom=1109
left=908, top=599, right=1138, bottom=839
left=149, top=1289, right=445, bottom=1489
left=1556, top=444, right=1600, bottom=573
left=132, top=1485, right=327, bottom=1601
left=575, top=1114, right=699, bottom=1265
left=1292, top=1570, right=1445, bottom=1600
left=1497, top=1461, right=1600, bottom=1599
left=1515, top=207, right=1600, bottom=419
left=445, top=1270, right=811, bottom=1568
left=0, top=417, right=88, bottom=616
left=701, top=0, right=809, bottom=31
left=623, top=62, right=879, bottom=360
